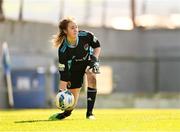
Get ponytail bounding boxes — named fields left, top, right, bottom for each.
left=52, top=31, right=65, bottom=48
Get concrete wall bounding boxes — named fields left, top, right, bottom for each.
left=1, top=20, right=180, bottom=94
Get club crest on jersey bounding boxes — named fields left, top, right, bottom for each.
left=84, top=43, right=89, bottom=51
left=58, top=63, right=65, bottom=71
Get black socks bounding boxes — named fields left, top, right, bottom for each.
left=87, top=87, right=97, bottom=116
left=57, top=110, right=72, bottom=120
left=64, top=110, right=72, bottom=116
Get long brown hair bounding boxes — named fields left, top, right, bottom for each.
left=52, top=17, right=75, bottom=48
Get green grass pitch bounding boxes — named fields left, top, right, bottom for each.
left=0, top=109, right=180, bottom=132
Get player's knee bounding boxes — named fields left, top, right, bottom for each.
left=87, top=73, right=96, bottom=87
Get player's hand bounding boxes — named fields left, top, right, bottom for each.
left=87, top=55, right=100, bottom=74
left=58, top=88, right=67, bottom=92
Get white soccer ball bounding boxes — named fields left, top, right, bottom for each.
left=55, top=90, right=75, bottom=111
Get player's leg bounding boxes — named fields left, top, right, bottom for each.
left=86, top=71, right=97, bottom=119
left=61, top=88, right=81, bottom=117
left=52, top=88, right=80, bottom=120
left=69, top=88, right=81, bottom=108
left=49, top=71, right=83, bottom=120
left=57, top=72, right=83, bottom=119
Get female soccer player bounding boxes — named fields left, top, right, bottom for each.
left=49, top=17, right=101, bottom=120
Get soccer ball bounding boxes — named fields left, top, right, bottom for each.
left=55, top=90, right=75, bottom=111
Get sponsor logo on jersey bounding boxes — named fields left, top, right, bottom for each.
left=58, top=63, right=65, bottom=71
left=75, top=53, right=89, bottom=62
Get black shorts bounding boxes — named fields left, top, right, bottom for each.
left=67, top=61, right=89, bottom=89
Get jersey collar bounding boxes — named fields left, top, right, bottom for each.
left=65, top=36, right=79, bottom=48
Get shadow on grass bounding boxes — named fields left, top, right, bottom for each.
left=14, top=119, right=58, bottom=123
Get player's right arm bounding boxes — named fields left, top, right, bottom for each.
left=58, top=48, right=69, bottom=91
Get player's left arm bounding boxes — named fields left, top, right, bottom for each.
left=87, top=31, right=101, bottom=57
left=93, top=47, right=101, bottom=59
left=87, top=32, right=101, bottom=73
